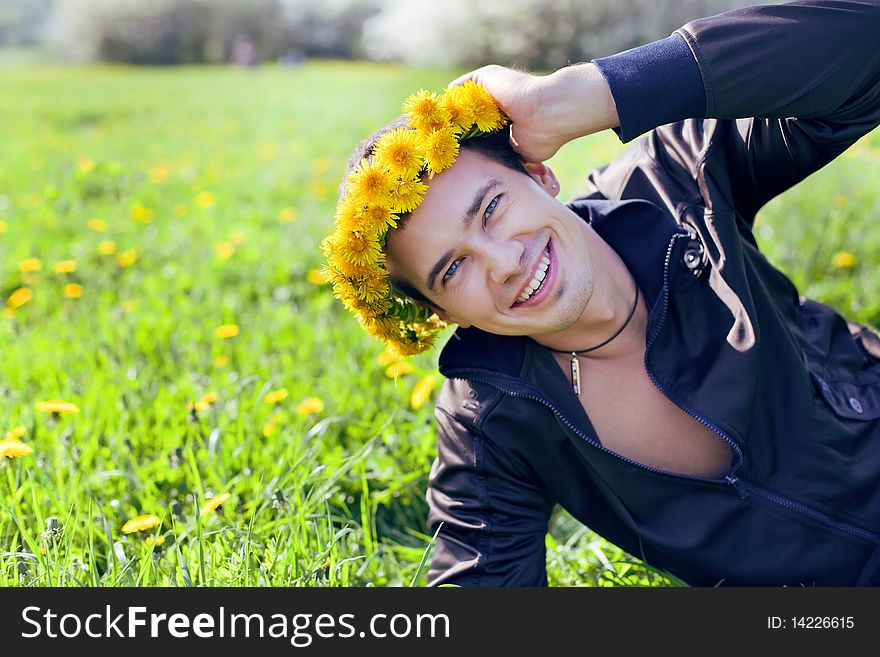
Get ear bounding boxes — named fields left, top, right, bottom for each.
left=522, top=162, right=560, bottom=197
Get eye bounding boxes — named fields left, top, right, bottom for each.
left=442, top=258, right=462, bottom=284
left=483, top=194, right=502, bottom=225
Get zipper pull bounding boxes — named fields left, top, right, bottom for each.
left=725, top=474, right=747, bottom=500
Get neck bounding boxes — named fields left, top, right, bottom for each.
left=532, top=225, right=645, bottom=360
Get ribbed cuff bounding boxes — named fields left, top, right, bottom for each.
left=592, top=32, right=706, bottom=143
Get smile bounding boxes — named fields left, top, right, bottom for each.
left=513, top=242, right=552, bottom=307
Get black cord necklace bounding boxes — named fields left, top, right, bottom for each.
left=545, top=282, right=640, bottom=395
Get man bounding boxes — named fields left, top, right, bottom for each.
left=330, top=0, right=880, bottom=586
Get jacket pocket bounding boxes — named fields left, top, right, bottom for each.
left=802, top=348, right=880, bottom=421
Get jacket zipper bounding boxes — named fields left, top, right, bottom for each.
left=446, top=232, right=880, bottom=547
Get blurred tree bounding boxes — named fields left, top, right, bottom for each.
left=0, top=0, right=54, bottom=46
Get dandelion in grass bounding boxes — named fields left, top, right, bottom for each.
left=832, top=252, right=856, bottom=268
left=5, top=426, right=26, bottom=440
left=0, top=219, right=8, bottom=234
left=122, top=514, right=161, bottom=534
left=215, top=324, right=239, bottom=339
left=34, top=399, right=80, bottom=415
left=0, top=439, right=32, bottom=459
left=213, top=355, right=229, bottom=368
left=53, top=260, right=76, bottom=274
left=378, top=347, right=401, bottom=367
left=265, top=388, right=289, bottom=405
left=87, top=218, right=107, bottom=232
left=130, top=205, right=155, bottom=224
left=18, top=258, right=41, bottom=273
left=307, top=269, right=327, bottom=285
left=385, top=361, right=414, bottom=378
left=201, top=492, right=231, bottom=516
left=411, top=375, right=437, bottom=410
left=262, top=416, right=278, bottom=437
left=63, top=283, right=83, bottom=299
left=192, top=392, right=219, bottom=413
left=215, top=242, right=234, bottom=259
left=296, top=397, right=324, bottom=415
left=7, top=287, right=32, bottom=309
left=116, top=249, right=140, bottom=268
left=97, top=240, right=117, bottom=255
left=195, top=191, right=216, bottom=209
left=279, top=207, right=298, bottom=223
left=77, top=157, right=95, bottom=173
left=145, top=534, right=165, bottom=548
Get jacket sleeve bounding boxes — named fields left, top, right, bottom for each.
left=592, top=0, right=880, bottom=222
left=425, top=395, right=554, bottom=587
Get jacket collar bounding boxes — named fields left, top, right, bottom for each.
left=438, top=197, right=686, bottom=378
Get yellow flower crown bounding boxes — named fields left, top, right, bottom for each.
left=321, top=81, right=509, bottom=356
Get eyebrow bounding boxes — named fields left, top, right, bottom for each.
left=425, top=178, right=502, bottom=293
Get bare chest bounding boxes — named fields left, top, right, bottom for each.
left=555, top=353, right=733, bottom=478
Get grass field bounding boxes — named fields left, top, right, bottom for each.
left=1, top=58, right=878, bottom=587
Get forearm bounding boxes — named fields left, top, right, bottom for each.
left=589, top=0, right=880, bottom=142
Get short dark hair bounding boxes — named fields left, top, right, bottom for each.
left=336, top=116, right=528, bottom=311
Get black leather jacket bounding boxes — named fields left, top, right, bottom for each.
left=425, top=0, right=880, bottom=586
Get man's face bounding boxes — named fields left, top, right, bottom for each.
left=385, top=149, right=598, bottom=337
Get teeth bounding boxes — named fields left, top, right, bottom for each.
left=516, top=248, right=551, bottom=304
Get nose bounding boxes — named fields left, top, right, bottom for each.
left=481, top=237, right=523, bottom=286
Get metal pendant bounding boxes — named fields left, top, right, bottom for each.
left=570, top=353, right=581, bottom=396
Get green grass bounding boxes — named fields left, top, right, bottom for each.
left=0, top=60, right=877, bottom=587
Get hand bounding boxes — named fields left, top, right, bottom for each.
left=448, top=63, right=619, bottom=163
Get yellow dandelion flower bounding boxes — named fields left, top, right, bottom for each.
left=34, top=399, right=79, bottom=414
left=0, top=219, right=7, bottom=234
left=145, top=534, right=165, bottom=548
left=262, top=418, right=277, bottom=437
left=421, top=127, right=460, bottom=174
left=333, top=230, right=385, bottom=267
left=200, top=392, right=219, bottom=405
left=98, top=240, right=117, bottom=255
left=174, top=203, right=189, bottom=217
left=351, top=268, right=390, bottom=304
left=7, top=287, right=32, bottom=309
left=462, top=80, right=506, bottom=132
left=359, top=204, right=398, bottom=234
left=345, top=159, right=396, bottom=207
left=77, top=157, right=96, bottom=173
left=296, top=397, right=325, bottom=415
left=215, top=242, right=235, bottom=259
left=195, top=191, right=216, bottom=208
left=441, top=85, right=476, bottom=133
left=53, top=260, right=76, bottom=273
left=87, top=218, right=108, bottom=232
left=403, top=89, right=452, bottom=133
left=307, top=268, right=327, bottom=285
left=130, top=205, right=155, bottom=223
left=148, top=163, right=170, bottom=183
left=62, top=283, right=83, bottom=299
left=265, top=388, right=289, bottom=405
left=18, top=258, right=42, bottom=273
left=373, top=127, right=423, bottom=178
left=391, top=177, right=428, bottom=214
left=410, top=375, right=438, bottom=409
left=378, top=347, right=401, bottom=367
left=116, top=249, right=140, bottom=268
left=385, top=361, right=414, bottom=378
left=201, top=492, right=231, bottom=516
left=0, top=439, right=32, bottom=459
left=215, top=323, right=240, bottom=339
left=279, top=207, right=298, bottom=223
left=213, top=355, right=229, bottom=368
left=121, top=514, right=161, bottom=534
left=831, top=252, right=856, bottom=268
left=5, top=426, right=26, bottom=440
left=229, top=231, right=246, bottom=246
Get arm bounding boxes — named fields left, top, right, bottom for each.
left=426, top=394, right=554, bottom=587
left=456, top=1, right=880, bottom=220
